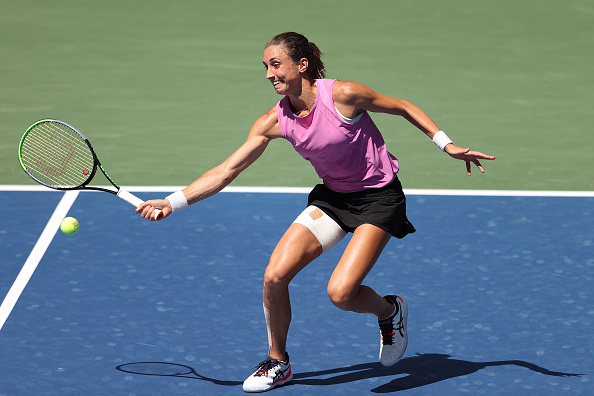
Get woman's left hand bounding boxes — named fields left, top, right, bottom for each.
left=445, top=144, right=496, bottom=176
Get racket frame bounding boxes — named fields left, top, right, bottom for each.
left=19, top=119, right=159, bottom=217
left=19, top=119, right=115, bottom=193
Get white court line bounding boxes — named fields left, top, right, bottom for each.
left=0, top=190, right=79, bottom=331
left=224, top=187, right=594, bottom=197
left=2, top=185, right=594, bottom=197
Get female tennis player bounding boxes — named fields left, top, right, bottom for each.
left=137, top=32, right=495, bottom=393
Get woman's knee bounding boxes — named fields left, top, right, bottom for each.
left=327, top=282, right=357, bottom=311
left=263, top=265, right=291, bottom=292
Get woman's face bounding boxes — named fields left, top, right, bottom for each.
left=263, top=44, right=306, bottom=96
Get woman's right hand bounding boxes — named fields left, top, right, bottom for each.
left=136, top=199, right=172, bottom=221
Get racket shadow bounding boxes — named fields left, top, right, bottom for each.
left=291, top=353, right=582, bottom=393
left=116, top=362, right=242, bottom=386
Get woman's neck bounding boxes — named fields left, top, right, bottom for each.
left=289, top=80, right=317, bottom=115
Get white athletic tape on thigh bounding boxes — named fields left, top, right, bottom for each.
left=293, top=206, right=346, bottom=253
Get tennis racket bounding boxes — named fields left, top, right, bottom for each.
left=18, top=119, right=161, bottom=220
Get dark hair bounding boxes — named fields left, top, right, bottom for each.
left=265, top=32, right=325, bottom=81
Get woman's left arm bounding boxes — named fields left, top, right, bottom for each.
left=333, top=80, right=496, bottom=175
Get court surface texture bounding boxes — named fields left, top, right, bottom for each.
left=1, top=187, right=592, bottom=395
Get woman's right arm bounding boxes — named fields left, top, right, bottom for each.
left=137, top=106, right=281, bottom=220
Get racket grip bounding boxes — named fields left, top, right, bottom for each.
left=117, top=189, right=163, bottom=220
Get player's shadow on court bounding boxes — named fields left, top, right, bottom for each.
left=116, top=354, right=581, bottom=392
left=291, top=353, right=582, bottom=393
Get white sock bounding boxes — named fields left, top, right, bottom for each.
left=380, top=301, right=398, bottom=321
left=388, top=304, right=397, bottom=318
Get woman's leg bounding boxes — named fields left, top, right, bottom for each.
left=243, top=209, right=347, bottom=392
left=326, top=223, right=408, bottom=367
left=326, top=223, right=395, bottom=319
left=263, top=223, right=323, bottom=361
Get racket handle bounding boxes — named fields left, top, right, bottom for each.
left=117, top=189, right=163, bottom=220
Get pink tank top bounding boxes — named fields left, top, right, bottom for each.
left=277, top=79, right=399, bottom=193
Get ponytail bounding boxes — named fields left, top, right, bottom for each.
left=307, top=41, right=325, bottom=81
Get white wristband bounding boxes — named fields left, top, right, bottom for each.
left=432, top=130, right=453, bottom=152
left=166, top=190, right=188, bottom=213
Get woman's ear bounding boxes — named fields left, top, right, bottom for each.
left=299, top=58, right=309, bottom=74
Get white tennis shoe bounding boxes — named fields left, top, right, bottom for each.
left=378, top=295, right=408, bottom=366
left=243, top=353, right=292, bottom=393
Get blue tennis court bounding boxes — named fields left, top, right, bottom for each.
left=0, top=188, right=592, bottom=395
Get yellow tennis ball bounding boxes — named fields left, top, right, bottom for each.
left=60, top=217, right=79, bottom=235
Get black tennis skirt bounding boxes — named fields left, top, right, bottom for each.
left=307, top=176, right=416, bottom=239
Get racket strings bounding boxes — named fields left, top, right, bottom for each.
left=20, top=121, right=94, bottom=188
